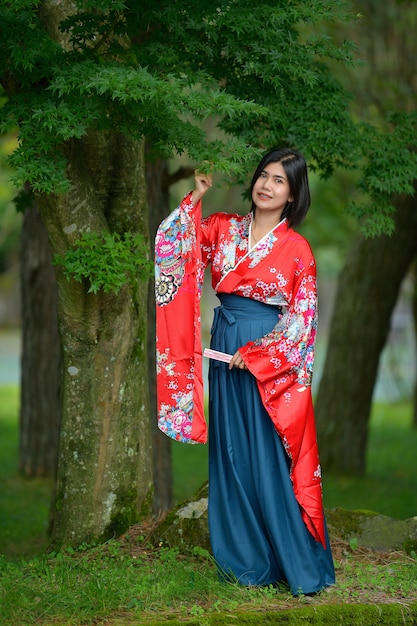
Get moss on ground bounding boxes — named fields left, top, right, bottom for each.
left=135, top=602, right=417, bottom=625
left=325, top=507, right=377, bottom=539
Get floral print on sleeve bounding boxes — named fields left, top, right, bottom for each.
left=155, top=192, right=207, bottom=444
left=250, top=264, right=317, bottom=387
left=155, top=193, right=198, bottom=306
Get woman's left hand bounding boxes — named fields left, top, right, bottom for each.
left=229, top=350, right=248, bottom=371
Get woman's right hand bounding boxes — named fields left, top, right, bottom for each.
left=192, top=170, right=213, bottom=204
left=229, top=350, right=248, bottom=371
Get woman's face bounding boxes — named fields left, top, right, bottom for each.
left=251, top=161, right=293, bottom=218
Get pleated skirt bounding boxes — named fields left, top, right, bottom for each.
left=208, top=293, right=335, bottom=595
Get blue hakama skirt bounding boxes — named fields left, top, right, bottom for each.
left=208, top=293, right=335, bottom=595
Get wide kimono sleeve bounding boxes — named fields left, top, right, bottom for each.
left=239, top=252, right=326, bottom=547
left=240, top=256, right=317, bottom=388
left=154, top=192, right=210, bottom=444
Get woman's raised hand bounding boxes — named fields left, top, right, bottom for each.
left=192, top=169, right=213, bottom=204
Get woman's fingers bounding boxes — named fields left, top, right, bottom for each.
left=229, top=350, right=247, bottom=371
left=195, top=171, right=213, bottom=191
left=192, top=171, right=213, bottom=204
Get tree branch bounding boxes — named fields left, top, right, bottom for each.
left=163, top=166, right=194, bottom=190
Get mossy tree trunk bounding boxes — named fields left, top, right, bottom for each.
left=315, top=190, right=417, bottom=475
left=37, top=132, right=153, bottom=547
left=17, top=151, right=192, bottom=522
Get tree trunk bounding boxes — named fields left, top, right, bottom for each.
left=315, top=190, right=417, bottom=475
left=37, top=132, right=153, bottom=547
left=412, top=261, right=417, bottom=429
left=19, top=192, right=61, bottom=477
left=145, top=158, right=195, bottom=515
left=146, top=156, right=172, bottom=516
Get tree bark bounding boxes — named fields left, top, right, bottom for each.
left=18, top=152, right=181, bottom=517
left=19, top=192, right=61, bottom=477
left=37, top=132, right=153, bottom=547
left=146, top=156, right=172, bottom=516
left=315, top=190, right=417, bottom=475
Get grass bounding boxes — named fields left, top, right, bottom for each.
left=0, top=386, right=52, bottom=558
left=1, top=532, right=417, bottom=625
left=171, top=439, right=208, bottom=503
left=324, top=401, right=417, bottom=520
left=1, top=386, right=417, bottom=625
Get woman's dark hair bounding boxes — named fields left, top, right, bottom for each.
left=250, top=147, right=311, bottom=228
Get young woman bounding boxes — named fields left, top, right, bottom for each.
left=155, top=147, right=335, bottom=595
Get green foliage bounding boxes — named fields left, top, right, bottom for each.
left=0, top=1, right=355, bottom=191
left=48, top=60, right=266, bottom=174
left=347, top=114, right=417, bottom=235
left=1, top=0, right=416, bottom=236
left=0, top=134, right=21, bottom=270
left=8, top=147, right=71, bottom=194
left=53, top=231, right=153, bottom=294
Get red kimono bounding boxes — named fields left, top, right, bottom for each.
left=155, top=192, right=325, bottom=548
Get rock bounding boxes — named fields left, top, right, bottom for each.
left=150, top=487, right=417, bottom=555
left=326, top=507, right=417, bottom=553
left=150, top=482, right=211, bottom=552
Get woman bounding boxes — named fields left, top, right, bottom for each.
left=155, top=147, right=335, bottom=595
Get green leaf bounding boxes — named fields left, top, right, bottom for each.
left=53, top=231, right=153, bottom=295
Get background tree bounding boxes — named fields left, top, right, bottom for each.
left=19, top=188, right=61, bottom=478
left=1, top=0, right=416, bottom=547
left=413, top=262, right=417, bottom=429
left=145, top=156, right=193, bottom=515
left=315, top=0, right=417, bottom=474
